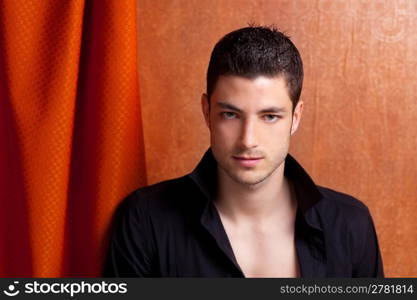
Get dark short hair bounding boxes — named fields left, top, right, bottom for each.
left=206, top=25, right=303, bottom=110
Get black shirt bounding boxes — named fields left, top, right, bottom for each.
left=103, top=148, right=384, bottom=277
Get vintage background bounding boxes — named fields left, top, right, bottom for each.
left=137, top=0, right=417, bottom=277
left=0, top=0, right=415, bottom=277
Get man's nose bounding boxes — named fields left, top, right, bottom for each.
left=239, top=118, right=258, bottom=149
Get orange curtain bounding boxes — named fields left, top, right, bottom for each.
left=0, top=0, right=146, bottom=277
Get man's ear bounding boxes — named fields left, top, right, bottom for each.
left=291, top=100, right=304, bottom=135
left=201, top=93, right=210, bottom=129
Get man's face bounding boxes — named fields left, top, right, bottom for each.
left=201, top=75, right=303, bottom=186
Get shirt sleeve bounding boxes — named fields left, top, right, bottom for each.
left=103, top=192, right=157, bottom=277
left=351, top=210, right=384, bottom=277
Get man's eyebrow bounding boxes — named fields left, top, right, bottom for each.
left=217, top=102, right=242, bottom=113
left=258, top=107, right=287, bottom=113
left=217, top=102, right=287, bottom=114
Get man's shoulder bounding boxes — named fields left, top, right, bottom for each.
left=313, top=186, right=383, bottom=277
left=132, top=175, right=191, bottom=199
left=119, top=175, right=197, bottom=216
left=317, top=185, right=369, bottom=212
left=315, top=186, right=373, bottom=226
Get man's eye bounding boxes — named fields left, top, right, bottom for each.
left=221, top=112, right=237, bottom=119
left=263, top=114, right=280, bottom=122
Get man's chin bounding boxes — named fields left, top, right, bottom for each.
left=227, top=171, right=269, bottom=187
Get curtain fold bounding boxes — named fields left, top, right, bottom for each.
left=0, top=0, right=146, bottom=277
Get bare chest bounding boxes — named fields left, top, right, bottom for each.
left=226, top=229, right=300, bottom=278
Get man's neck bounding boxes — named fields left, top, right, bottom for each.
left=214, top=162, right=297, bottom=225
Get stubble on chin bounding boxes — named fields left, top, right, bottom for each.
left=218, top=157, right=285, bottom=187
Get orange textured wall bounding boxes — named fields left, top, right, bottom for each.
left=137, top=0, right=417, bottom=277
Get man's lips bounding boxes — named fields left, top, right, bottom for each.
left=233, top=156, right=263, bottom=160
left=232, top=156, right=263, bottom=167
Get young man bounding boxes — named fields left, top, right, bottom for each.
left=104, top=26, right=384, bottom=277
